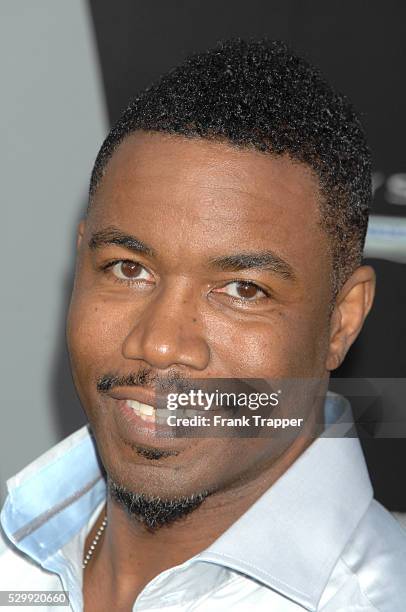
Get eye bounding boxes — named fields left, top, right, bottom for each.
left=110, top=260, right=153, bottom=282
left=216, top=281, right=269, bottom=301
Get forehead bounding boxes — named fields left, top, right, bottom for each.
left=89, top=131, right=328, bottom=272
left=93, top=131, right=321, bottom=210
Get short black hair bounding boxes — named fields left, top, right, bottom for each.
left=90, top=38, right=371, bottom=295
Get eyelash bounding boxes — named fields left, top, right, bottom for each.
left=100, top=260, right=271, bottom=303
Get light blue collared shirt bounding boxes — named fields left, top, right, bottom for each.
left=1, top=392, right=406, bottom=611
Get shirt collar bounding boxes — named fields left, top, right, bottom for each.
left=1, top=392, right=373, bottom=611
left=0, top=425, right=106, bottom=563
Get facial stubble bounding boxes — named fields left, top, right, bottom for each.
left=108, top=476, right=210, bottom=531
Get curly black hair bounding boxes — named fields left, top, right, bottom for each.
left=89, top=39, right=371, bottom=295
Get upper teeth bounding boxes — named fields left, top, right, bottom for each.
left=126, top=400, right=202, bottom=424
left=127, top=400, right=155, bottom=421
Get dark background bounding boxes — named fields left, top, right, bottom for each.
left=87, top=0, right=406, bottom=509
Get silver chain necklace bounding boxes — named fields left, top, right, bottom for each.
left=82, top=514, right=108, bottom=569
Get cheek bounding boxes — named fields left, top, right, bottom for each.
left=208, top=309, right=329, bottom=378
left=67, top=290, right=132, bottom=375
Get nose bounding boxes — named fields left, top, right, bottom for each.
left=121, top=281, right=211, bottom=371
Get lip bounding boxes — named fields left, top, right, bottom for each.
left=107, top=386, right=169, bottom=409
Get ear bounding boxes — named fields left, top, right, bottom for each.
left=326, top=265, right=376, bottom=371
left=76, top=219, right=86, bottom=251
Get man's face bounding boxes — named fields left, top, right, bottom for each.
left=67, top=131, right=333, bottom=499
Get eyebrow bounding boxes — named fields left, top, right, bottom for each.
left=89, top=226, right=295, bottom=281
left=208, top=252, right=296, bottom=280
left=88, top=227, right=155, bottom=257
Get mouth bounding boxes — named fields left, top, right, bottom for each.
left=107, top=386, right=223, bottom=418
left=100, top=382, right=245, bottom=452
left=105, top=386, right=204, bottom=447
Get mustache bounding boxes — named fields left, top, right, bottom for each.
left=96, top=368, right=194, bottom=394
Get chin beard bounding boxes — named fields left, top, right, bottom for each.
left=108, top=477, right=210, bottom=531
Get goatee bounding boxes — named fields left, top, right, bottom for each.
left=108, top=478, right=210, bottom=531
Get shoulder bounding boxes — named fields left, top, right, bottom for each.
left=320, top=500, right=406, bottom=611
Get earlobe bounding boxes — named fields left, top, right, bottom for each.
left=326, top=265, right=376, bottom=371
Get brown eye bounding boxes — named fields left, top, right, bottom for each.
left=235, top=282, right=260, bottom=299
left=111, top=260, right=151, bottom=282
left=217, top=281, right=268, bottom=301
left=120, top=261, right=142, bottom=278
